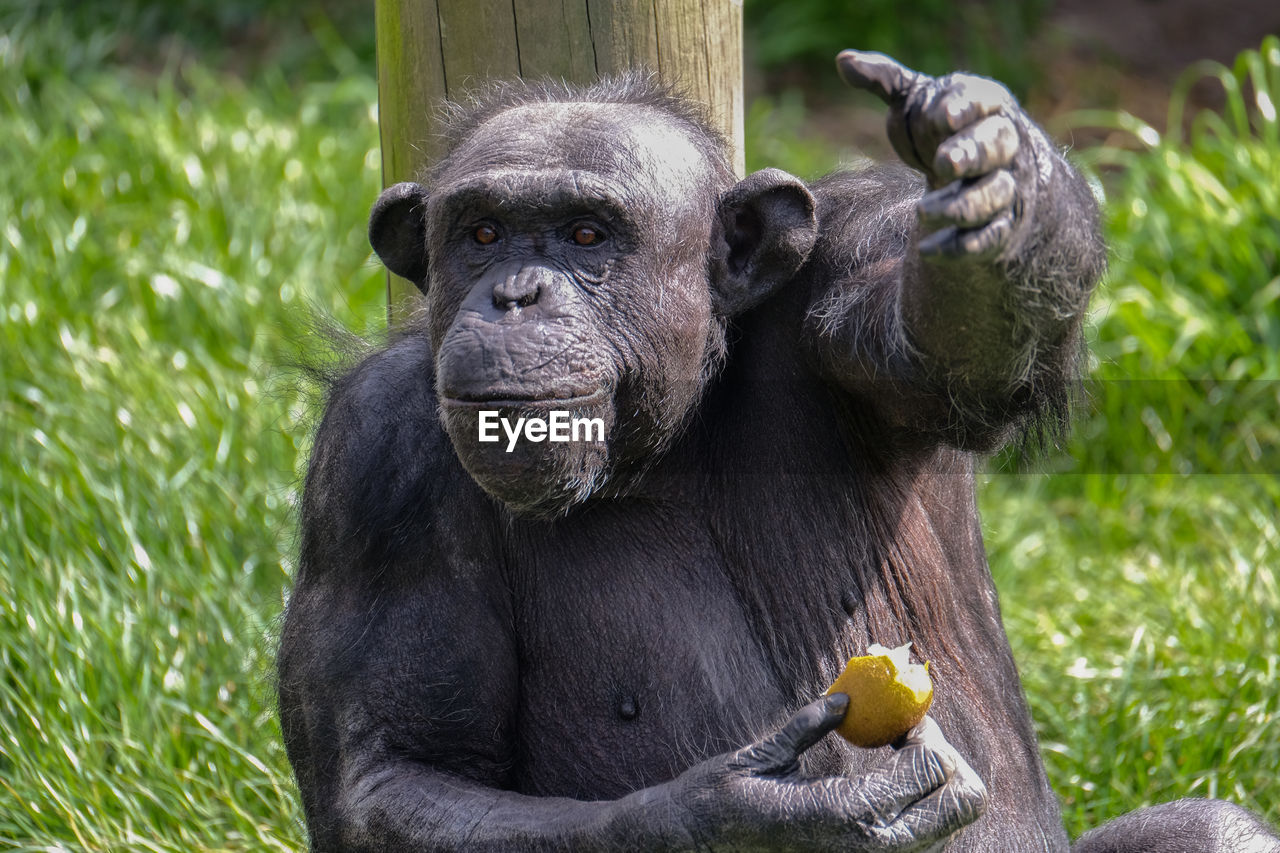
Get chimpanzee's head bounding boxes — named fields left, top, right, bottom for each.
left=369, top=76, right=817, bottom=516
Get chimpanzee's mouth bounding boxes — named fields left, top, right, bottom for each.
left=442, top=386, right=610, bottom=409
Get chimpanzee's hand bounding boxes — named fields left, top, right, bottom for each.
left=660, top=694, right=987, bottom=851
left=836, top=50, right=1040, bottom=259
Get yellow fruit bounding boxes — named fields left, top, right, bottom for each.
left=825, top=642, right=933, bottom=748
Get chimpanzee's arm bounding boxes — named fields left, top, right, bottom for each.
left=278, top=339, right=986, bottom=851
left=803, top=53, right=1106, bottom=449
left=276, top=342, right=637, bottom=850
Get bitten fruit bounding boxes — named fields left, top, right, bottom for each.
left=825, top=642, right=934, bottom=748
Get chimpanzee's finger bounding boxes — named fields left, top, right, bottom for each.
left=918, top=170, right=1017, bottom=229
left=894, top=716, right=951, bottom=757
left=881, top=716, right=988, bottom=842
left=918, top=212, right=1015, bottom=259
left=847, top=717, right=954, bottom=827
left=932, top=115, right=1020, bottom=182
left=878, top=772, right=987, bottom=849
left=735, top=694, right=849, bottom=774
left=957, top=214, right=1015, bottom=256
left=922, top=74, right=1014, bottom=134
left=836, top=50, right=926, bottom=106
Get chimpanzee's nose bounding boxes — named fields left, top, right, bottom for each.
left=492, top=265, right=543, bottom=310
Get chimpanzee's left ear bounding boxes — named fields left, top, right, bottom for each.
left=369, top=182, right=430, bottom=292
left=711, top=168, right=818, bottom=315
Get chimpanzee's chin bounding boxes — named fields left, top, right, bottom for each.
left=441, top=402, right=614, bottom=517
left=465, top=451, right=610, bottom=518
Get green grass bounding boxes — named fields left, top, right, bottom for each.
left=1, top=12, right=1277, bottom=851
left=988, top=36, right=1280, bottom=836
left=983, top=473, right=1280, bottom=834
left=1054, top=37, right=1280, bottom=480
left=0, top=14, right=385, bottom=850
left=744, top=0, right=1050, bottom=100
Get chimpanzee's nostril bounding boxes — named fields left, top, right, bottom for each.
left=496, top=290, right=538, bottom=311
left=493, top=273, right=542, bottom=310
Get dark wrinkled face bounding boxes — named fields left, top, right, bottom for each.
left=424, top=103, right=728, bottom=516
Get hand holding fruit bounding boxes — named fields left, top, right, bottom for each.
left=658, top=690, right=986, bottom=850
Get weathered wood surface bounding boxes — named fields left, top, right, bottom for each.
left=375, top=0, right=744, bottom=317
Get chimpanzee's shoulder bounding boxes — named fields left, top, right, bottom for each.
left=316, top=332, right=444, bottom=460
left=805, top=162, right=924, bottom=258
left=301, top=333, right=462, bottom=564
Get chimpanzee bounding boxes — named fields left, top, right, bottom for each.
left=277, top=50, right=1280, bottom=852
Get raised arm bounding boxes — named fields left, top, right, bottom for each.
left=804, top=51, right=1106, bottom=449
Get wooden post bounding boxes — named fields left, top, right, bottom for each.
left=374, top=0, right=744, bottom=318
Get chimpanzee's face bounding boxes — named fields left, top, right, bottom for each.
left=369, top=97, right=815, bottom=516
left=422, top=104, right=726, bottom=516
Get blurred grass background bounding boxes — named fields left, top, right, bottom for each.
left=1, top=1, right=1277, bottom=849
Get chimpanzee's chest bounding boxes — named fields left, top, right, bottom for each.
left=504, top=514, right=812, bottom=799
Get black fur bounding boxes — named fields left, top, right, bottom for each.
left=426, top=72, right=735, bottom=187
left=278, top=75, right=1278, bottom=852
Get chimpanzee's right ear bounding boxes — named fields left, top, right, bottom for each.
left=369, top=182, right=429, bottom=292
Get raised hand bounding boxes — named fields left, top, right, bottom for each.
left=837, top=50, right=1033, bottom=258
left=667, top=695, right=988, bottom=851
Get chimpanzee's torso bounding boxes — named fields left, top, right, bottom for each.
left=495, top=463, right=1066, bottom=852
left=345, top=327, right=1074, bottom=852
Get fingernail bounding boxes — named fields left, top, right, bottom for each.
left=825, top=692, right=849, bottom=714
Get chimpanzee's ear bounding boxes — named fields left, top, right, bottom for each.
left=369, top=182, right=430, bottom=292
left=711, top=168, right=818, bottom=315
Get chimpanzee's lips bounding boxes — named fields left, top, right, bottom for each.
left=442, top=386, right=609, bottom=409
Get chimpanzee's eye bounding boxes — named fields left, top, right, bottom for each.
left=571, top=224, right=605, bottom=246
left=474, top=224, right=499, bottom=245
